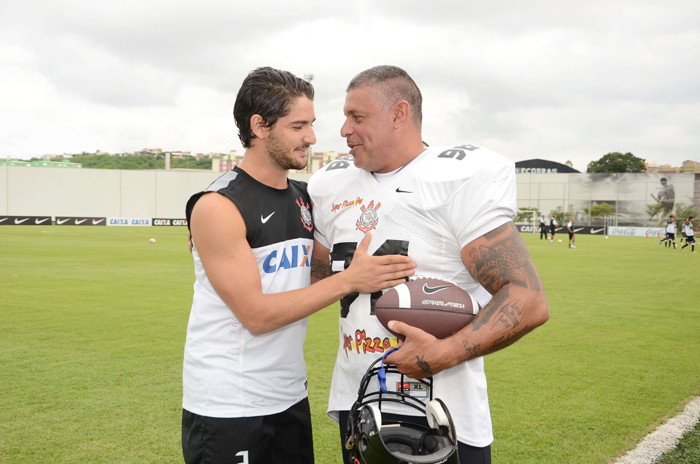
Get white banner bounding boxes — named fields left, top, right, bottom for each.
left=107, top=217, right=152, bottom=226
left=608, top=226, right=665, bottom=237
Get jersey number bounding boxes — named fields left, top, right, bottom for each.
left=438, top=144, right=479, bottom=161
left=330, top=239, right=410, bottom=318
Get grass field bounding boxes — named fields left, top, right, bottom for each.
left=1, top=226, right=698, bottom=463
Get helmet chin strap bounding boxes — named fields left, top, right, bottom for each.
left=378, top=347, right=400, bottom=393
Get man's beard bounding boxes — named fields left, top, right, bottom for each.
left=267, top=131, right=308, bottom=171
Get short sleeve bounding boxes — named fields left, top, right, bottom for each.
left=447, top=160, right=517, bottom=249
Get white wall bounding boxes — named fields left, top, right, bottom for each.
left=1, top=167, right=313, bottom=219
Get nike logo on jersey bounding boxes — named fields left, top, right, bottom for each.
left=423, top=284, right=453, bottom=295
left=591, top=228, right=604, bottom=234
left=93, top=219, right=105, bottom=224
left=56, top=218, right=69, bottom=225
left=14, top=218, right=28, bottom=224
left=261, top=212, right=275, bottom=223
left=396, top=188, right=413, bottom=194
left=75, top=219, right=87, bottom=225
left=35, top=218, right=49, bottom=224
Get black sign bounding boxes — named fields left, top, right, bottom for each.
left=152, top=218, right=188, bottom=226
left=519, top=224, right=606, bottom=235
left=55, top=217, right=107, bottom=226
left=515, top=159, right=580, bottom=174
left=0, top=216, right=52, bottom=225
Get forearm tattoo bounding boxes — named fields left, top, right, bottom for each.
left=462, top=222, right=544, bottom=357
left=310, top=257, right=332, bottom=281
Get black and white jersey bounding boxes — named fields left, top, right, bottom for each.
left=666, top=220, right=676, bottom=234
left=567, top=220, right=574, bottom=231
left=550, top=218, right=558, bottom=228
left=183, top=167, right=314, bottom=418
left=686, top=221, right=695, bottom=237
left=309, top=144, right=517, bottom=447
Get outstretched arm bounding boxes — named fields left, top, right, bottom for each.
left=191, top=193, right=415, bottom=335
left=385, top=221, right=549, bottom=379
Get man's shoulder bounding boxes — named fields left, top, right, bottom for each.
left=415, top=144, right=514, bottom=184
left=308, top=156, right=359, bottom=196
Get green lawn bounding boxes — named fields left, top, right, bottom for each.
left=0, top=227, right=698, bottom=463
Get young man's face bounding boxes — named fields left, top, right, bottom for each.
left=340, top=85, right=394, bottom=173
left=264, top=97, right=316, bottom=171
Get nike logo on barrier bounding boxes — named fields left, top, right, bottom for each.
left=574, top=228, right=584, bottom=233
left=396, top=188, right=413, bottom=194
left=35, top=218, right=49, bottom=224
left=261, top=212, right=275, bottom=223
left=0, top=218, right=6, bottom=223
left=423, top=284, right=453, bottom=294
left=57, top=218, right=69, bottom=225
left=591, top=228, right=604, bottom=234
left=75, top=219, right=87, bottom=225
left=93, top=219, right=105, bottom=224
left=14, top=218, right=28, bottom=224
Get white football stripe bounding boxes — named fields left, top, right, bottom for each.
left=469, top=293, right=479, bottom=315
left=395, top=283, right=411, bottom=308
left=332, top=261, right=346, bottom=272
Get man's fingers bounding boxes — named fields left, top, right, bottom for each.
left=355, top=232, right=371, bottom=255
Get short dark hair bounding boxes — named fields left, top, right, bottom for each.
left=347, top=65, right=422, bottom=127
left=233, top=67, right=314, bottom=148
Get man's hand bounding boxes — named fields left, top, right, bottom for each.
left=384, top=321, right=454, bottom=379
left=334, top=233, right=416, bottom=294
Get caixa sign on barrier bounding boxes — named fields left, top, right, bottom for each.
left=152, top=218, right=188, bottom=226
left=608, top=227, right=664, bottom=237
left=107, top=218, right=152, bottom=226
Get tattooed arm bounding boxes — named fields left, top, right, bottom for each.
left=385, top=221, right=549, bottom=379
left=310, top=239, right=333, bottom=284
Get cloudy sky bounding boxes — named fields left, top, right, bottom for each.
left=1, top=0, right=698, bottom=171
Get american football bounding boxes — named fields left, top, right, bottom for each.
left=375, top=277, right=480, bottom=340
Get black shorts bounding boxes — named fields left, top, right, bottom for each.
left=338, top=410, right=491, bottom=464
left=687, top=236, right=695, bottom=244
left=568, top=231, right=574, bottom=239
left=666, top=233, right=675, bottom=240
left=550, top=227, right=556, bottom=235
left=182, top=398, right=314, bottom=464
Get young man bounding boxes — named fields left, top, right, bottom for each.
left=308, top=66, right=549, bottom=464
left=540, top=215, right=548, bottom=240
left=550, top=215, right=558, bottom=243
left=182, top=67, right=415, bottom=464
left=664, top=215, right=677, bottom=249
left=680, top=217, right=697, bottom=253
left=680, top=217, right=688, bottom=246
left=567, top=218, right=576, bottom=248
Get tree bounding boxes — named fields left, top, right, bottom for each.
left=646, top=203, right=665, bottom=221
left=586, top=152, right=646, bottom=173
left=549, top=205, right=577, bottom=221
left=584, top=202, right=614, bottom=218
left=674, top=203, right=699, bottom=220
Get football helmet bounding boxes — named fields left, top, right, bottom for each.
left=344, top=348, right=459, bottom=464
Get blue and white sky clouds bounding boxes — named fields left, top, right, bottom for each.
left=1, top=0, right=699, bottom=171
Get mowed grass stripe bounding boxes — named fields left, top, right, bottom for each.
left=1, top=227, right=698, bottom=463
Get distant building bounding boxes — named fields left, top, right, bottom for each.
left=0, top=158, right=31, bottom=167
left=29, top=160, right=82, bottom=168
left=647, top=161, right=700, bottom=174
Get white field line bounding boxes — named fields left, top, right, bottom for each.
left=613, top=396, right=700, bottom=464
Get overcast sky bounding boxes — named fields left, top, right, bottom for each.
left=1, top=0, right=699, bottom=171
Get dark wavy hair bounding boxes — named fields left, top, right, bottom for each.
left=233, top=67, right=314, bottom=148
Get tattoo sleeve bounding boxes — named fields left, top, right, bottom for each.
left=461, top=222, right=546, bottom=358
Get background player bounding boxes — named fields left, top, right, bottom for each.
left=680, top=217, right=697, bottom=253
left=567, top=217, right=576, bottom=248
left=540, top=214, right=548, bottom=240
left=663, top=215, right=677, bottom=249
left=308, top=65, right=549, bottom=464
left=183, top=67, right=415, bottom=464
left=550, top=215, right=558, bottom=243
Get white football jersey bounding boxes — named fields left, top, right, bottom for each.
left=308, top=144, right=517, bottom=447
left=686, top=221, right=695, bottom=236
left=667, top=221, right=676, bottom=233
